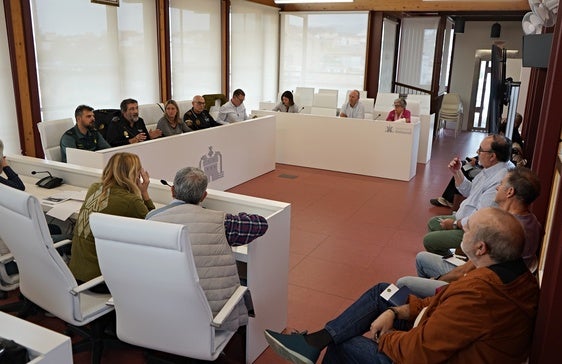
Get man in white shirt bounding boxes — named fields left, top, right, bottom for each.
left=217, top=89, right=248, bottom=124
left=339, top=90, right=365, bottom=119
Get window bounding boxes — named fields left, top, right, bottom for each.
left=279, top=12, right=368, bottom=106
left=379, top=18, right=398, bottom=93
left=169, top=0, right=221, bottom=101
left=31, top=0, right=158, bottom=121
left=0, top=2, right=20, bottom=153
left=230, top=0, right=279, bottom=111
left=397, top=17, right=440, bottom=91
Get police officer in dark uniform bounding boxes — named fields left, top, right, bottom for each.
left=60, top=105, right=111, bottom=163
left=183, top=95, right=220, bottom=130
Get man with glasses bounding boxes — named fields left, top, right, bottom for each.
left=423, top=134, right=514, bottom=256
left=217, top=89, right=248, bottom=124
left=183, top=95, right=220, bottom=130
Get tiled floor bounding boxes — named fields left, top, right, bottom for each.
left=1, top=128, right=484, bottom=363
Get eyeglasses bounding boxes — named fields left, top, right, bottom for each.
left=477, top=147, right=494, bottom=154
left=194, top=101, right=205, bottom=105
left=393, top=104, right=402, bottom=107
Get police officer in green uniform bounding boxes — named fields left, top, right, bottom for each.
left=60, top=105, right=111, bottom=163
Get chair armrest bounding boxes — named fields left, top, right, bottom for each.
left=0, top=252, right=14, bottom=264
left=71, top=275, right=106, bottom=295
left=211, top=286, right=248, bottom=327
left=53, top=239, right=72, bottom=249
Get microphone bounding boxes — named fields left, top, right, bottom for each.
left=160, top=179, right=173, bottom=188
left=32, top=170, right=53, bottom=177
left=298, top=107, right=305, bottom=113
left=374, top=113, right=382, bottom=120
left=32, top=170, right=63, bottom=189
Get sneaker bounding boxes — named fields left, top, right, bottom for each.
left=264, top=329, right=320, bottom=364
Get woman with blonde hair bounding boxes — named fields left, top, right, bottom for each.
left=69, top=152, right=155, bottom=290
left=156, top=99, right=192, bottom=136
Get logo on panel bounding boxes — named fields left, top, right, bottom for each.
left=200, top=146, right=224, bottom=182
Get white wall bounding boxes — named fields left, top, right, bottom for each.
left=449, top=21, right=524, bottom=130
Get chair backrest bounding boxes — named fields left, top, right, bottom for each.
left=0, top=184, right=97, bottom=324
left=313, top=92, right=338, bottom=109
left=440, top=93, right=461, bottom=113
left=202, top=94, right=228, bottom=112
left=407, top=100, right=421, bottom=117
left=374, top=92, right=399, bottom=111
left=294, top=87, right=315, bottom=107
left=138, top=103, right=164, bottom=131
left=36, top=118, right=75, bottom=161
left=90, top=213, right=232, bottom=360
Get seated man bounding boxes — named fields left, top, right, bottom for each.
left=146, top=166, right=268, bottom=331
left=399, top=167, right=543, bottom=297
left=217, top=89, right=248, bottom=124
left=339, top=90, right=365, bottom=119
left=59, top=104, right=111, bottom=163
left=105, top=98, right=162, bottom=146
left=265, top=207, right=539, bottom=364
left=183, top=95, right=220, bottom=130
left=0, top=139, right=24, bottom=191
left=424, top=134, right=513, bottom=256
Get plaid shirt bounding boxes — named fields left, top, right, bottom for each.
left=224, top=212, right=268, bottom=246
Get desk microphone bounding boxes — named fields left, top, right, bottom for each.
left=160, top=179, right=173, bottom=188
left=32, top=170, right=53, bottom=178
left=374, top=113, right=382, bottom=120
left=32, top=170, right=63, bottom=189
left=298, top=107, right=305, bottom=113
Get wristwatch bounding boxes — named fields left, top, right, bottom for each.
left=452, top=220, right=458, bottom=229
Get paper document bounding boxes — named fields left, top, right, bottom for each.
left=42, top=190, right=87, bottom=207
left=46, top=200, right=84, bottom=221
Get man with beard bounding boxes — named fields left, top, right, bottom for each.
left=105, top=98, right=162, bottom=147
left=60, top=104, right=111, bottom=162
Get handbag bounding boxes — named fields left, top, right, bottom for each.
left=0, top=338, right=29, bottom=364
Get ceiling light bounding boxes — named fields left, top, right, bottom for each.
left=275, top=0, right=354, bottom=4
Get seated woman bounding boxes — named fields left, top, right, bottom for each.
left=386, top=98, right=411, bottom=123
left=68, top=152, right=155, bottom=292
left=272, top=90, right=300, bottom=113
left=156, top=99, right=192, bottom=136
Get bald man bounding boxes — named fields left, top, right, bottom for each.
left=340, top=90, right=365, bottom=119
left=183, top=95, right=220, bottom=130
left=265, top=207, right=539, bottom=364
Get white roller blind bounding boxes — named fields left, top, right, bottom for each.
left=379, top=18, right=398, bottom=93
left=0, top=2, right=20, bottom=154
left=230, top=0, right=279, bottom=112
left=169, top=0, right=221, bottom=101
left=31, top=0, right=158, bottom=121
left=397, top=17, right=440, bottom=90
left=279, top=12, right=368, bottom=106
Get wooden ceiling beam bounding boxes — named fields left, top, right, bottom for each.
left=247, top=0, right=530, bottom=12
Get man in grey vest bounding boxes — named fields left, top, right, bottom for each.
left=146, top=166, right=268, bottom=331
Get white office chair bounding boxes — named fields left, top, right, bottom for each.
left=0, top=184, right=114, bottom=363
left=90, top=213, right=247, bottom=361
left=138, top=103, right=165, bottom=131
left=437, top=93, right=463, bottom=137
left=36, top=118, right=75, bottom=162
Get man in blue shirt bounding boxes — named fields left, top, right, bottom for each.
left=423, top=134, right=514, bottom=255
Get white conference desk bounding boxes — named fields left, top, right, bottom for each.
left=0, top=311, right=72, bottom=364
left=66, top=115, right=277, bottom=191
left=253, top=110, right=420, bottom=181
left=7, top=155, right=290, bottom=364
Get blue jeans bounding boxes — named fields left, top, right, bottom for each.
left=322, top=283, right=412, bottom=364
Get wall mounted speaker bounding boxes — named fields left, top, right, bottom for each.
left=454, top=18, right=465, bottom=33
left=491, top=23, right=501, bottom=38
